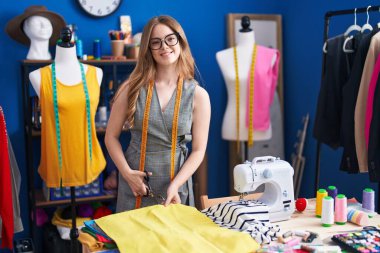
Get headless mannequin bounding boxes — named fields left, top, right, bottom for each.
left=217, top=18, right=277, bottom=141
left=29, top=46, right=102, bottom=96
left=23, top=16, right=53, bottom=60
left=29, top=28, right=103, bottom=253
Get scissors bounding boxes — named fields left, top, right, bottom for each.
left=143, top=171, right=166, bottom=204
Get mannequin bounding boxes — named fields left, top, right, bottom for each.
left=29, top=35, right=102, bottom=94
left=217, top=17, right=281, bottom=194
left=29, top=28, right=105, bottom=252
left=217, top=17, right=278, bottom=142
left=23, top=16, right=53, bottom=60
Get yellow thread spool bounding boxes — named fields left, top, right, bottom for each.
left=316, top=188, right=327, bottom=217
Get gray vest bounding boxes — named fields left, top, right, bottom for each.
left=117, top=79, right=196, bottom=212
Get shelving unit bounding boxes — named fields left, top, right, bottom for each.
left=20, top=59, right=137, bottom=250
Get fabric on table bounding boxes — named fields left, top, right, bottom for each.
left=202, top=200, right=280, bottom=244
left=95, top=204, right=259, bottom=253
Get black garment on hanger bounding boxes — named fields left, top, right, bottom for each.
left=367, top=70, right=380, bottom=182
left=313, top=34, right=356, bottom=149
left=340, top=28, right=379, bottom=173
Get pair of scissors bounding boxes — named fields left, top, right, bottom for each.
left=143, top=171, right=166, bottom=204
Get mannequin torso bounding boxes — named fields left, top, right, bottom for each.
left=217, top=30, right=276, bottom=141
left=23, top=16, right=53, bottom=60
left=29, top=45, right=103, bottom=97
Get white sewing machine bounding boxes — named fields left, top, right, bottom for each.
left=234, top=156, right=295, bottom=222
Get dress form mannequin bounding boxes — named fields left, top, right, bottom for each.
left=23, top=16, right=53, bottom=60
left=29, top=36, right=102, bottom=96
left=217, top=17, right=277, bottom=142
left=29, top=28, right=105, bottom=253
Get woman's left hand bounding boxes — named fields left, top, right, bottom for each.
left=164, top=183, right=181, bottom=206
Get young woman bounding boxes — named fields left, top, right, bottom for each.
left=105, top=15, right=211, bottom=212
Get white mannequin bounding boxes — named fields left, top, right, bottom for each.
left=23, top=16, right=53, bottom=60
left=29, top=45, right=103, bottom=97
left=217, top=30, right=277, bottom=141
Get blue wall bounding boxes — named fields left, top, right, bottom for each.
left=0, top=0, right=379, bottom=249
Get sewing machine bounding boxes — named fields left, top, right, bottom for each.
left=234, top=156, right=295, bottom=222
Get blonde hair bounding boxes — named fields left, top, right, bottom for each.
left=113, top=15, right=195, bottom=128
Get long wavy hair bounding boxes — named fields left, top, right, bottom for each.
left=113, top=15, right=195, bottom=128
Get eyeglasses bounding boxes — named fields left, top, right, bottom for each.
left=149, top=33, right=179, bottom=50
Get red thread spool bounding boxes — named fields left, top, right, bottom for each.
left=296, top=198, right=308, bottom=212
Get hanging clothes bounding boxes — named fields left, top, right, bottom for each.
left=0, top=107, right=14, bottom=250
left=313, top=34, right=356, bottom=149
left=367, top=63, right=380, bottom=182
left=340, top=27, right=379, bottom=173
left=38, top=65, right=106, bottom=187
left=354, top=32, right=380, bottom=173
left=364, top=53, right=380, bottom=147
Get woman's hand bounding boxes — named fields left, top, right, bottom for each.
left=122, top=169, right=152, bottom=197
left=164, top=183, right=181, bottom=206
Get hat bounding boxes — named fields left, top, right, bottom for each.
left=5, top=5, right=66, bottom=46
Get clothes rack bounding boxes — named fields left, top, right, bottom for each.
left=315, top=5, right=380, bottom=212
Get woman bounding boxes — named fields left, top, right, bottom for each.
left=105, top=15, right=211, bottom=212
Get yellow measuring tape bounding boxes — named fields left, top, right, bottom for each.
left=248, top=44, right=258, bottom=147
left=233, top=44, right=258, bottom=151
left=135, top=77, right=183, bottom=209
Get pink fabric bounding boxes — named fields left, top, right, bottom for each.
left=245, top=45, right=280, bottom=131
left=365, top=53, right=380, bottom=148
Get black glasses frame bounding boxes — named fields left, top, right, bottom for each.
left=149, top=32, right=180, bottom=50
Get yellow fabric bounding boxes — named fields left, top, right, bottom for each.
left=95, top=204, right=259, bottom=253
left=39, top=65, right=106, bottom=187
left=78, top=231, right=105, bottom=251
left=51, top=208, right=91, bottom=228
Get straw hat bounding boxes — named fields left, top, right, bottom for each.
left=5, top=5, right=66, bottom=46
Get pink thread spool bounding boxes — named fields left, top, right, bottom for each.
left=347, top=209, right=369, bottom=226
left=334, top=194, right=347, bottom=225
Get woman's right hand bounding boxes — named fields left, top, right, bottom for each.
left=121, top=169, right=152, bottom=197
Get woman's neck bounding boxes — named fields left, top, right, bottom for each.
left=155, top=65, right=179, bottom=85
left=54, top=45, right=78, bottom=65
left=235, top=31, right=255, bottom=46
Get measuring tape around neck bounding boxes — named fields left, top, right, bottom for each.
left=233, top=44, right=258, bottom=152
left=135, top=77, right=183, bottom=209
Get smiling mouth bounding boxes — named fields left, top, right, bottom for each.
left=160, top=51, right=173, bottom=56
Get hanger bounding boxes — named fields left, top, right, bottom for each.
left=344, top=8, right=361, bottom=36
left=343, top=8, right=361, bottom=53
left=361, top=6, right=373, bottom=33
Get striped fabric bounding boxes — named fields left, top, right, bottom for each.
left=202, top=200, right=280, bottom=244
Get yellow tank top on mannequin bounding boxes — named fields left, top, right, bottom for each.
left=39, top=65, right=106, bottom=187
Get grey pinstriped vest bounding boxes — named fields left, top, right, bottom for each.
left=116, top=79, right=196, bottom=212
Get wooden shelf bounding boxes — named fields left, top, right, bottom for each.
left=22, top=59, right=137, bottom=66
left=34, top=189, right=117, bottom=208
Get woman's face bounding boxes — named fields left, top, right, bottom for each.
left=149, top=24, right=181, bottom=67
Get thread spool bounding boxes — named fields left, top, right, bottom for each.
left=327, top=185, right=338, bottom=200
left=76, top=39, right=83, bottom=59
left=321, top=196, right=334, bottom=227
left=316, top=188, right=327, bottom=217
left=362, top=188, right=375, bottom=214
left=93, top=39, right=101, bottom=60
left=334, top=194, right=347, bottom=225
left=347, top=209, right=369, bottom=226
